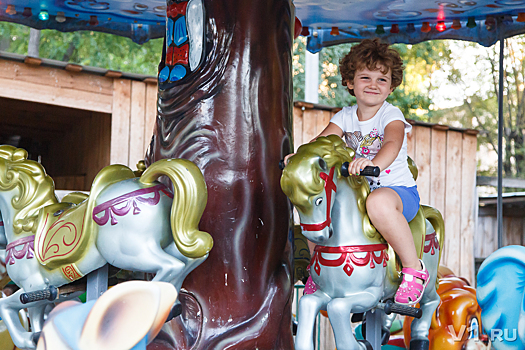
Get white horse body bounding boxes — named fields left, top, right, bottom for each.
left=0, top=151, right=212, bottom=350
left=296, top=174, right=441, bottom=350
left=281, top=137, right=443, bottom=350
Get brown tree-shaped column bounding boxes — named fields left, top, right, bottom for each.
left=146, top=0, right=294, bottom=348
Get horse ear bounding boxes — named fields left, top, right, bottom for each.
left=78, top=281, right=177, bottom=350
left=318, top=158, right=328, bottom=171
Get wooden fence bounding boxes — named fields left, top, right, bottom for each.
left=293, top=101, right=479, bottom=283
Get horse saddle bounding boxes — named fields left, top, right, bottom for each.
left=34, top=164, right=136, bottom=277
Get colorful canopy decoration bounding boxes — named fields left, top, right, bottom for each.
left=1, top=1, right=525, bottom=49
left=298, top=0, right=525, bottom=52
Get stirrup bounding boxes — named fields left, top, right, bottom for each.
left=394, top=259, right=429, bottom=306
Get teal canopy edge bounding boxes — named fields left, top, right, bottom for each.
left=0, top=15, right=165, bottom=44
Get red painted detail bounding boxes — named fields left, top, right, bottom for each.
left=300, top=167, right=337, bottom=232
left=294, top=17, right=302, bottom=39
left=308, top=244, right=389, bottom=277
left=62, top=265, right=82, bottom=281
left=166, top=44, right=189, bottom=66
left=172, top=44, right=189, bottom=65
left=424, top=232, right=439, bottom=255
left=161, top=189, right=174, bottom=199
left=167, top=1, right=188, bottom=18
left=166, top=46, right=174, bottom=66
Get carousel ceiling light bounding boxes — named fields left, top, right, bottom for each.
left=518, top=13, right=525, bottom=22
left=55, top=11, right=66, bottom=23
left=390, top=24, right=399, bottom=33
left=38, top=10, right=49, bottom=21
left=375, top=24, right=385, bottom=34
left=6, top=5, right=16, bottom=15
left=421, top=22, right=431, bottom=33
left=22, top=7, right=32, bottom=18
left=330, top=27, right=339, bottom=36
left=406, top=23, right=415, bottom=33
left=301, top=26, right=310, bottom=36
left=451, top=19, right=461, bottom=29
left=467, top=17, right=477, bottom=28
left=89, top=15, right=99, bottom=26
left=436, top=21, right=446, bottom=32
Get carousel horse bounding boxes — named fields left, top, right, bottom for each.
left=0, top=145, right=213, bottom=350
left=280, top=135, right=445, bottom=350
left=36, top=280, right=177, bottom=350
left=477, top=245, right=525, bottom=350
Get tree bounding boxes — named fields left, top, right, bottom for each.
left=0, top=22, right=163, bottom=75
left=430, top=37, right=525, bottom=179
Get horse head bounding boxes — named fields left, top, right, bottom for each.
left=281, top=135, right=359, bottom=245
left=0, top=145, right=58, bottom=237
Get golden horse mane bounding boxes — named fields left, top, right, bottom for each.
left=0, top=146, right=58, bottom=234
left=281, top=135, right=380, bottom=240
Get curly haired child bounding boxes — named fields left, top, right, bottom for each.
left=286, top=38, right=428, bottom=305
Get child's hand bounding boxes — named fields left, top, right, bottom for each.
left=348, top=158, right=376, bottom=176
left=283, top=153, right=296, bottom=166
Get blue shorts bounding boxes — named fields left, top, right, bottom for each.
left=385, top=185, right=420, bottom=222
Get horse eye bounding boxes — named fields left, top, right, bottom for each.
left=315, top=197, right=323, bottom=206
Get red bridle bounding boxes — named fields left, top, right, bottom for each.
left=300, top=166, right=337, bottom=231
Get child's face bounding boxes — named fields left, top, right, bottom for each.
left=347, top=66, right=394, bottom=109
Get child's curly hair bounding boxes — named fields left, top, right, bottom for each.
left=340, top=38, right=404, bottom=96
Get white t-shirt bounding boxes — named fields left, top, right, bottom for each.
left=330, top=101, right=416, bottom=190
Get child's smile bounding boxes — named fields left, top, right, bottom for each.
left=347, top=66, right=394, bottom=118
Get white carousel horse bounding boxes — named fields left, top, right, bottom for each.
left=36, top=280, right=178, bottom=350
left=0, top=145, right=213, bottom=350
left=280, top=135, right=444, bottom=350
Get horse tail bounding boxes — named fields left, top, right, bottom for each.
left=421, top=205, right=445, bottom=288
left=139, top=159, right=213, bottom=259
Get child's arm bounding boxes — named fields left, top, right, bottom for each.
left=347, top=120, right=404, bottom=175
left=284, top=123, right=344, bottom=165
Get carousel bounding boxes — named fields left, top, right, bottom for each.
left=0, top=0, right=523, bottom=349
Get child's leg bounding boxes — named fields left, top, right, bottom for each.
left=365, top=187, right=420, bottom=271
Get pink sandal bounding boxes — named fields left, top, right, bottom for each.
left=394, top=260, right=429, bottom=305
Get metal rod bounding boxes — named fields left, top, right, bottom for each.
left=28, top=28, right=40, bottom=57
left=497, top=32, right=504, bottom=249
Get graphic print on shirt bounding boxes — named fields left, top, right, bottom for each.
left=343, top=129, right=384, bottom=190
left=344, top=128, right=383, bottom=160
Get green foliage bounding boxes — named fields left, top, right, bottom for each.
left=431, top=37, right=525, bottom=179
left=0, top=22, right=162, bottom=75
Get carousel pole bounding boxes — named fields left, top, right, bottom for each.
left=497, top=29, right=504, bottom=249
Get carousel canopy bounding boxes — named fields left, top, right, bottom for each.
left=1, top=1, right=525, bottom=49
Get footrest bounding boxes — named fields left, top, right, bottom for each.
left=376, top=300, right=422, bottom=319
left=20, top=286, right=58, bottom=304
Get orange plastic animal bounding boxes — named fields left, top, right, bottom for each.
left=403, top=266, right=490, bottom=350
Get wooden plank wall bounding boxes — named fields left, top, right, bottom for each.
left=0, top=59, right=113, bottom=113
left=475, top=216, right=524, bottom=258
left=293, top=104, right=478, bottom=283
left=0, top=58, right=158, bottom=188
left=475, top=204, right=525, bottom=259
left=110, top=80, right=157, bottom=168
